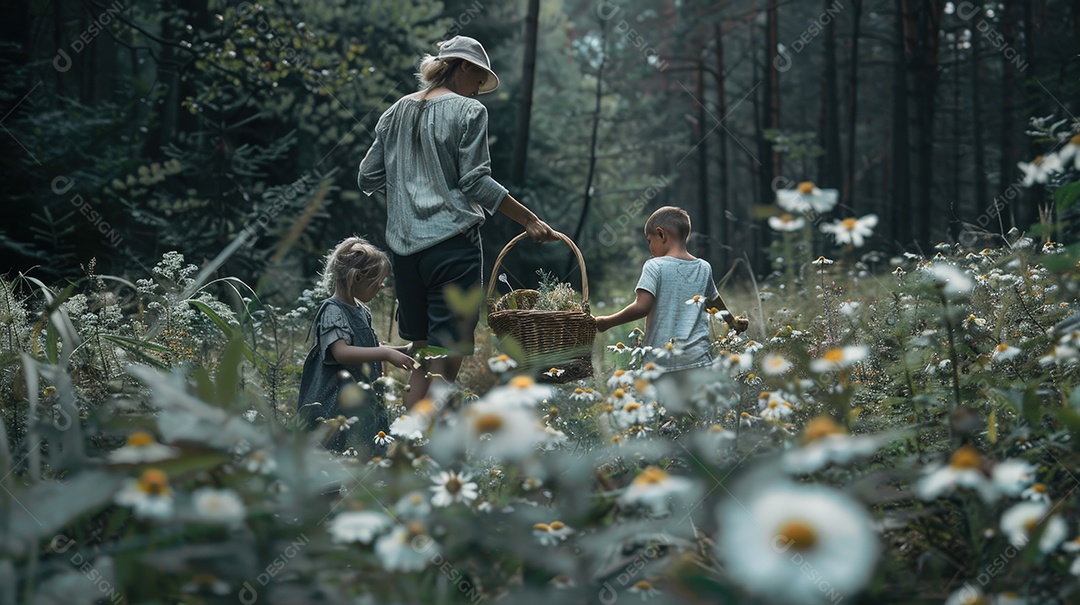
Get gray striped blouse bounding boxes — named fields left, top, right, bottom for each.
left=358, top=93, right=508, bottom=256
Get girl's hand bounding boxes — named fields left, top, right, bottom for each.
left=384, top=348, right=419, bottom=371
left=594, top=316, right=610, bottom=332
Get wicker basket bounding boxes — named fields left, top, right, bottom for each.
left=486, top=232, right=596, bottom=383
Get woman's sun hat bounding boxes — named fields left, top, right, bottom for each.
left=436, top=36, right=500, bottom=94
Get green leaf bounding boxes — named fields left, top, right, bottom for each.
left=45, top=321, right=59, bottom=364
left=444, top=283, right=483, bottom=317
left=99, top=334, right=170, bottom=354
left=1053, top=179, right=1080, bottom=211
left=215, top=335, right=245, bottom=405
left=3, top=471, right=124, bottom=547
left=187, top=299, right=255, bottom=363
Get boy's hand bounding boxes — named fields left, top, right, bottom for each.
left=384, top=348, right=419, bottom=371
left=526, top=218, right=559, bottom=243
left=731, top=315, right=749, bottom=333
left=594, top=316, right=610, bottom=332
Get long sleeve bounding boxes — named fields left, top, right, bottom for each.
left=457, top=103, right=508, bottom=214
left=358, top=116, right=388, bottom=195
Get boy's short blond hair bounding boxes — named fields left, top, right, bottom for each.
left=644, top=206, right=691, bottom=242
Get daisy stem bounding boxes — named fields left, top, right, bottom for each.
left=938, top=292, right=963, bottom=413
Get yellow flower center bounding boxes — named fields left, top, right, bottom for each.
left=1071, top=133, right=1080, bottom=145
left=1032, top=483, right=1047, bottom=493
left=496, top=354, right=509, bottom=362
left=780, top=213, right=794, bottom=222
left=475, top=414, right=504, bottom=433
left=533, top=522, right=551, bottom=532
left=1033, top=155, right=1045, bottom=165
left=411, top=493, right=423, bottom=504
left=776, top=520, right=818, bottom=550
left=444, top=476, right=462, bottom=495
left=413, top=399, right=437, bottom=416
left=375, top=431, right=388, bottom=439
left=842, top=218, right=858, bottom=230
left=614, top=369, right=627, bottom=377
left=643, top=363, right=656, bottom=371
left=625, top=402, right=642, bottom=412
left=550, top=521, right=565, bottom=530
left=797, top=181, right=815, bottom=194
left=768, top=400, right=779, bottom=409
left=995, top=343, right=1010, bottom=352
left=126, top=431, right=156, bottom=447
left=573, top=388, right=585, bottom=394
left=613, top=388, right=626, bottom=399
left=633, top=580, right=654, bottom=591
left=138, top=469, right=169, bottom=496
left=634, top=379, right=651, bottom=392
left=759, top=391, right=771, bottom=400
left=803, top=416, right=845, bottom=443
left=1023, top=519, right=1037, bottom=532
left=823, top=348, right=845, bottom=363
left=407, top=521, right=425, bottom=536
left=949, top=446, right=982, bottom=470
left=510, top=376, right=534, bottom=389
left=633, top=466, right=668, bottom=486
left=693, top=295, right=701, bottom=302
left=710, top=425, right=726, bottom=432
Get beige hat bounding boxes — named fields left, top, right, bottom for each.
left=437, top=36, right=500, bottom=94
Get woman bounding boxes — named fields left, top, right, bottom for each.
left=358, top=35, right=557, bottom=407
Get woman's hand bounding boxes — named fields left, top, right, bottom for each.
left=594, top=315, right=611, bottom=332
left=526, top=217, right=559, bottom=243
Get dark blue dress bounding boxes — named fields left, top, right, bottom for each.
left=297, top=299, right=388, bottom=456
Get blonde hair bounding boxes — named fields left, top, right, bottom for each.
left=645, top=206, right=692, bottom=242
left=323, top=236, right=391, bottom=294
left=415, top=54, right=465, bottom=91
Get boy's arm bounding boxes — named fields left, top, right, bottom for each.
left=707, top=292, right=748, bottom=332
left=329, top=339, right=417, bottom=371
left=595, top=289, right=655, bottom=332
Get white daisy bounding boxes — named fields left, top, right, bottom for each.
left=617, top=466, right=700, bottom=516
left=1038, top=345, right=1079, bottom=366
left=430, top=471, right=479, bottom=507
left=627, top=579, right=661, bottom=600
left=458, top=401, right=547, bottom=461
left=636, top=362, right=664, bottom=381
left=241, top=450, right=277, bottom=475
left=916, top=446, right=998, bottom=503
left=114, top=469, right=174, bottom=520
left=925, top=263, right=975, bottom=297
left=389, top=399, right=439, bottom=441
left=373, top=431, right=394, bottom=446
left=760, top=353, right=793, bottom=376
left=781, top=416, right=887, bottom=474
left=375, top=522, right=435, bottom=572
left=809, top=345, right=868, bottom=373
left=714, top=351, right=753, bottom=375
left=1020, top=483, right=1051, bottom=503
left=992, top=343, right=1022, bottom=363
left=607, top=369, right=635, bottom=389
left=769, top=213, right=807, bottom=232
left=607, top=341, right=633, bottom=354
left=191, top=487, right=245, bottom=525
left=613, top=401, right=655, bottom=429
left=716, top=480, right=879, bottom=605
left=1000, top=501, right=1068, bottom=552
left=483, top=376, right=552, bottom=407
left=759, top=399, right=794, bottom=422
left=394, top=491, right=432, bottom=521
left=811, top=256, right=834, bottom=266
left=990, top=459, right=1036, bottom=497
left=821, top=215, right=878, bottom=248
left=1057, top=132, right=1080, bottom=170
left=685, top=295, right=707, bottom=308
left=569, top=387, right=600, bottom=402
left=1018, top=154, right=1064, bottom=186
left=323, top=414, right=359, bottom=433
left=487, top=354, right=518, bottom=373
left=944, top=585, right=988, bottom=605
left=776, top=181, right=839, bottom=214
left=107, top=432, right=179, bottom=464
left=532, top=520, right=573, bottom=546
left=328, top=510, right=393, bottom=544
left=542, top=367, right=565, bottom=378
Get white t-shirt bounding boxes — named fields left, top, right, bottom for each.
left=635, top=256, right=719, bottom=371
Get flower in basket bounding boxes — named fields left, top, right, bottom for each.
left=487, top=354, right=518, bottom=373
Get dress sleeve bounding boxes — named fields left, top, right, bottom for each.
left=317, top=304, right=354, bottom=366
left=458, top=102, right=508, bottom=214
left=358, top=109, right=391, bottom=195
left=635, top=259, right=661, bottom=297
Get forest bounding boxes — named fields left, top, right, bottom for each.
left=2, top=0, right=1080, bottom=603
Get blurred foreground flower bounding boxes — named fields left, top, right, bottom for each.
left=115, top=469, right=174, bottom=520
left=809, top=345, right=868, bottom=373
left=192, top=487, right=245, bottom=525
left=782, top=416, right=889, bottom=474
left=328, top=510, right=392, bottom=544
left=1018, top=154, right=1064, bottom=186
left=769, top=213, right=806, bottom=232
left=107, top=431, right=179, bottom=464
left=618, top=466, right=699, bottom=516
left=716, top=479, right=879, bottom=605
left=916, top=446, right=997, bottom=503
left=376, top=523, right=437, bottom=572
left=1000, top=501, right=1068, bottom=552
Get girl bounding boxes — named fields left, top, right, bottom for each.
left=297, top=236, right=415, bottom=456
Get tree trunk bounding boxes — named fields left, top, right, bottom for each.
left=821, top=0, right=843, bottom=192
left=971, top=20, right=988, bottom=235
left=714, top=23, right=729, bottom=270
left=569, top=22, right=605, bottom=259
left=892, top=0, right=912, bottom=249
left=695, top=58, right=710, bottom=263
left=844, top=0, right=863, bottom=211
left=767, top=0, right=781, bottom=180
left=999, top=0, right=1018, bottom=227
left=511, top=0, right=540, bottom=188
left=902, top=0, right=943, bottom=249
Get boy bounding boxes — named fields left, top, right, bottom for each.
left=594, top=206, right=747, bottom=371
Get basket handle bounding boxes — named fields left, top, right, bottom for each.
left=486, top=231, right=590, bottom=305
